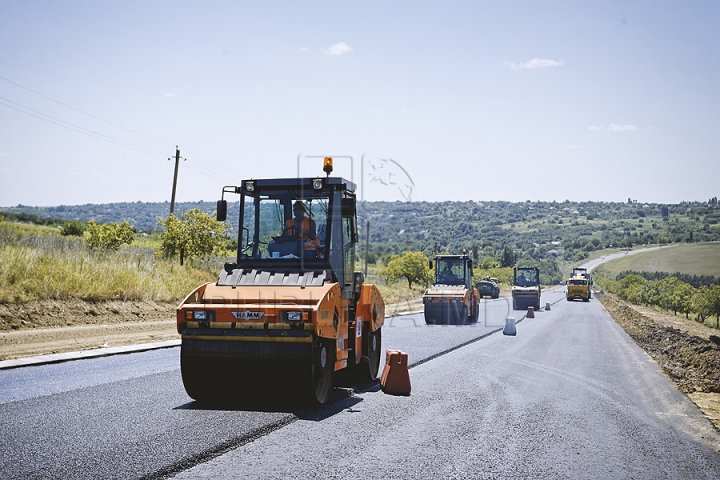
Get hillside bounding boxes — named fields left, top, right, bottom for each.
left=4, top=199, right=720, bottom=275
left=596, top=243, right=720, bottom=279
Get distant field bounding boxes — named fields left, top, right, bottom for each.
left=597, top=243, right=720, bottom=279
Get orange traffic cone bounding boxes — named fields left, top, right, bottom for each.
left=380, top=350, right=411, bottom=396
left=527, top=306, right=535, bottom=318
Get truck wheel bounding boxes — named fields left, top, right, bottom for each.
left=308, top=338, right=335, bottom=405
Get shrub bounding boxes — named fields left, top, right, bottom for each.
left=86, top=221, right=135, bottom=251
left=61, top=220, right=86, bottom=237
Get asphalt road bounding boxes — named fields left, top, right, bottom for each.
left=2, top=286, right=719, bottom=479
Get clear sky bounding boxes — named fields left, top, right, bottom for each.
left=1, top=1, right=718, bottom=207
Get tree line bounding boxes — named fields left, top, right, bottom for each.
left=616, top=270, right=720, bottom=289
left=596, top=274, right=720, bottom=328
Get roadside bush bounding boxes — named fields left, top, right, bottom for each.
left=61, top=220, right=86, bottom=237
left=86, top=221, right=135, bottom=251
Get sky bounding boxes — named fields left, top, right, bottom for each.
left=1, top=1, right=719, bottom=207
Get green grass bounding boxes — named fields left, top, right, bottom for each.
left=596, top=243, right=720, bottom=279
left=0, top=222, right=218, bottom=304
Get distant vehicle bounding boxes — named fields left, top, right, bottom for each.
left=567, top=267, right=592, bottom=302
left=423, top=251, right=480, bottom=325
left=476, top=276, right=500, bottom=299
left=511, top=267, right=541, bottom=310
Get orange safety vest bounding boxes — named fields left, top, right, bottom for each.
left=285, top=217, right=319, bottom=251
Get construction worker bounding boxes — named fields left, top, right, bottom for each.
left=285, top=201, right=319, bottom=257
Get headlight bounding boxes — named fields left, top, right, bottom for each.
left=245, top=181, right=255, bottom=192
left=312, top=178, right=323, bottom=190
left=184, top=310, right=215, bottom=321
left=285, top=311, right=303, bottom=322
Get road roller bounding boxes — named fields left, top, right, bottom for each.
left=176, top=158, right=384, bottom=404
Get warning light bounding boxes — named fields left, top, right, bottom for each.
left=323, top=157, right=333, bottom=176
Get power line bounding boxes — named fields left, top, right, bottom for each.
left=0, top=75, right=174, bottom=148
left=0, top=96, right=166, bottom=157
left=0, top=74, right=251, bottom=179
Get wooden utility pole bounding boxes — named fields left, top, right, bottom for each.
left=169, top=146, right=181, bottom=215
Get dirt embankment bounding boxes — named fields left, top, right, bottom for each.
left=598, top=293, right=720, bottom=429
left=0, top=300, right=178, bottom=360
left=0, top=298, right=423, bottom=362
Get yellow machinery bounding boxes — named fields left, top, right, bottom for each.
left=176, top=158, right=384, bottom=404
left=422, top=251, right=480, bottom=325
left=566, top=267, right=592, bottom=302
left=511, top=266, right=541, bottom=310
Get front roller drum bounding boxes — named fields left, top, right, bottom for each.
left=424, top=302, right=470, bottom=325
left=180, top=337, right=314, bottom=403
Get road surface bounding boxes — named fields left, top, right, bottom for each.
left=2, top=287, right=719, bottom=479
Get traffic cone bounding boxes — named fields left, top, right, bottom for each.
left=527, top=306, right=535, bottom=318
left=503, top=317, right=516, bottom=336
left=380, top=350, right=411, bottom=396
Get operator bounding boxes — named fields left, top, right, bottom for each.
left=285, top=201, right=319, bottom=257
left=517, top=272, right=527, bottom=286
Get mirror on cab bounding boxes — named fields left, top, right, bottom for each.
left=216, top=200, right=227, bottom=222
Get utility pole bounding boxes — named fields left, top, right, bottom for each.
left=169, top=146, right=183, bottom=215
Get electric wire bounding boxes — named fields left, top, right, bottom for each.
left=0, top=96, right=167, bottom=157
left=0, top=75, right=174, bottom=148
left=1, top=75, right=252, bottom=179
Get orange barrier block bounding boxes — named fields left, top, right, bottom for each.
left=380, top=349, right=411, bottom=396
left=527, top=306, right=535, bottom=318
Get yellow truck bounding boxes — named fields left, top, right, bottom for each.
left=566, top=267, right=592, bottom=302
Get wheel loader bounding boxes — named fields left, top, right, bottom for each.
left=176, top=158, right=384, bottom=405
left=422, top=251, right=479, bottom=325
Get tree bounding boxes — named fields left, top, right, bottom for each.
left=671, top=282, right=696, bottom=319
left=157, top=209, right=227, bottom=265
left=694, top=286, right=720, bottom=328
left=499, top=244, right=516, bottom=267
left=60, top=220, right=86, bottom=237
left=379, top=251, right=433, bottom=288
left=86, top=220, right=135, bottom=251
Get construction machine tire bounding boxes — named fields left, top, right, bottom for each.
left=306, top=337, right=335, bottom=405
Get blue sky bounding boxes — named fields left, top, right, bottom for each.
left=1, top=1, right=718, bottom=207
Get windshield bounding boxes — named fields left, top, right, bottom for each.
left=436, top=258, right=466, bottom=285
left=240, top=192, right=329, bottom=260
left=515, top=269, right=538, bottom=287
